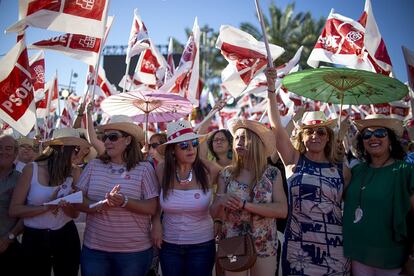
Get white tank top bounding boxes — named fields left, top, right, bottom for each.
left=24, top=162, right=72, bottom=230
left=160, top=189, right=214, bottom=244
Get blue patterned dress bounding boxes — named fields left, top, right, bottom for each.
left=282, top=155, right=350, bottom=276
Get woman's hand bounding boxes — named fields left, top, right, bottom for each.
left=105, top=185, right=124, bottom=207
left=224, top=193, right=243, bottom=211
left=151, top=219, right=163, bottom=249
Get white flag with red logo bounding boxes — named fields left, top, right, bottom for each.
left=29, top=16, right=114, bottom=65
left=29, top=50, right=45, bottom=102
left=160, top=18, right=201, bottom=106
left=0, top=38, right=36, bottom=136
left=126, top=9, right=150, bottom=62
left=88, top=65, right=118, bottom=98
left=358, top=0, right=392, bottom=74
left=402, top=46, right=414, bottom=90
left=216, top=25, right=285, bottom=98
left=36, top=74, right=58, bottom=118
left=6, top=0, right=109, bottom=38
left=165, top=37, right=176, bottom=82
left=132, top=39, right=167, bottom=88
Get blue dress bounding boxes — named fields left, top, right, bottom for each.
left=282, top=155, right=350, bottom=276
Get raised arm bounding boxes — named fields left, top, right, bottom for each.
left=85, top=102, right=105, bottom=156
left=266, top=67, right=299, bottom=167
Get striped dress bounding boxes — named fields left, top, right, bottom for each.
left=77, top=159, right=159, bottom=252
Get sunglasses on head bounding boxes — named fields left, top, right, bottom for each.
left=362, top=128, right=388, bottom=140
left=102, top=132, right=127, bottom=142
left=150, top=143, right=161, bottom=149
left=177, top=139, right=200, bottom=150
left=304, top=127, right=327, bottom=137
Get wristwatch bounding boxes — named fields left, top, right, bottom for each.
left=8, top=232, right=15, bottom=240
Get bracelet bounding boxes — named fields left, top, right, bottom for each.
left=267, top=89, right=276, bottom=93
left=214, top=219, right=223, bottom=225
left=242, top=199, right=247, bottom=209
left=120, top=195, right=128, bottom=208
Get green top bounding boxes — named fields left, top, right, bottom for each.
left=343, top=160, right=414, bottom=269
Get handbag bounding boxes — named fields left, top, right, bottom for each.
left=217, top=233, right=257, bottom=272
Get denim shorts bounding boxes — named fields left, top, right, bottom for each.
left=160, top=239, right=216, bottom=276
left=81, top=246, right=153, bottom=276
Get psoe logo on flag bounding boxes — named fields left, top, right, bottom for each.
left=0, top=74, right=33, bottom=119
left=76, top=0, right=95, bottom=10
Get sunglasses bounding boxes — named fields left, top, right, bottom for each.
left=177, top=139, right=200, bottom=150
left=303, top=127, right=328, bottom=137
left=150, top=143, right=161, bottom=149
left=362, top=128, right=388, bottom=140
left=102, top=132, right=127, bottom=142
left=74, top=146, right=81, bottom=153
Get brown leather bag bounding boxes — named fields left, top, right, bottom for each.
left=217, top=234, right=257, bottom=272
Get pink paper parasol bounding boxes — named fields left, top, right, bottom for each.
left=101, top=90, right=193, bottom=143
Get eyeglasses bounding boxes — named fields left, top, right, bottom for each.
left=74, top=146, right=81, bottom=153
left=303, top=128, right=328, bottom=137
left=177, top=139, right=200, bottom=150
left=102, top=132, right=126, bottom=142
left=362, top=128, right=388, bottom=140
left=150, top=143, right=161, bottom=149
left=19, top=144, right=34, bottom=150
left=213, top=138, right=227, bottom=143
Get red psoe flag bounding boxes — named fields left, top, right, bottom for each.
left=216, top=25, right=285, bottom=98
left=126, top=9, right=150, bottom=62
left=36, top=74, right=58, bottom=118
left=29, top=16, right=114, bottom=65
left=402, top=46, right=414, bottom=90
left=88, top=66, right=118, bottom=98
left=6, top=0, right=109, bottom=38
left=29, top=50, right=45, bottom=102
left=0, top=38, right=36, bottom=135
left=358, top=0, right=392, bottom=74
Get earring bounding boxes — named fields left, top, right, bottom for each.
left=389, top=145, right=392, bottom=152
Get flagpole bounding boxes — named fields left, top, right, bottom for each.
left=254, top=0, right=273, bottom=68
left=91, top=0, right=111, bottom=101
left=123, top=60, right=131, bottom=93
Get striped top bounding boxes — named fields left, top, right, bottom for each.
left=77, top=159, right=159, bottom=253
left=160, top=189, right=214, bottom=244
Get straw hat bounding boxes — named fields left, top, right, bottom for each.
left=157, top=120, right=207, bottom=155
left=44, top=128, right=91, bottom=148
left=228, top=118, right=276, bottom=158
left=17, top=136, right=35, bottom=147
left=97, top=115, right=144, bottom=143
left=354, top=114, right=404, bottom=137
left=299, top=111, right=336, bottom=128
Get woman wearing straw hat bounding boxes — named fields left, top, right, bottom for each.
left=210, top=118, right=288, bottom=276
left=266, top=68, right=351, bottom=275
left=343, top=114, right=414, bottom=275
left=151, top=120, right=221, bottom=276
left=9, top=128, right=89, bottom=276
left=75, top=115, right=159, bottom=276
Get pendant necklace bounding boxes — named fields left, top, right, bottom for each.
left=176, top=168, right=193, bottom=185
left=354, top=156, right=391, bottom=224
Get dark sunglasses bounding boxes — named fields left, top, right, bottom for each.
left=362, top=128, right=388, bottom=140
left=304, top=127, right=327, bottom=137
left=102, top=132, right=126, bottom=142
left=177, top=139, right=200, bottom=150
left=150, top=143, right=161, bottom=149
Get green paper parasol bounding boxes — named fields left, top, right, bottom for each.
left=282, top=67, right=408, bottom=105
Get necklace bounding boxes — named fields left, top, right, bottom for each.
left=175, top=168, right=193, bottom=184
left=354, top=156, right=391, bottom=224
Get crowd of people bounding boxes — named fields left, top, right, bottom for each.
left=0, top=67, right=413, bottom=276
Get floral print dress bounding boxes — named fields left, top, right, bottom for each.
left=222, top=165, right=279, bottom=257
left=282, top=155, right=350, bottom=276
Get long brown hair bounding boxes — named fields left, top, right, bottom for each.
left=35, top=145, right=76, bottom=186
left=99, top=132, right=143, bottom=171
left=291, top=127, right=335, bottom=163
left=228, top=128, right=268, bottom=184
left=162, top=143, right=209, bottom=198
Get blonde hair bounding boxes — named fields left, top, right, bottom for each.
left=291, top=127, right=336, bottom=163
left=229, top=128, right=268, bottom=184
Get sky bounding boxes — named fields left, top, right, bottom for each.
left=0, top=0, right=413, bottom=98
